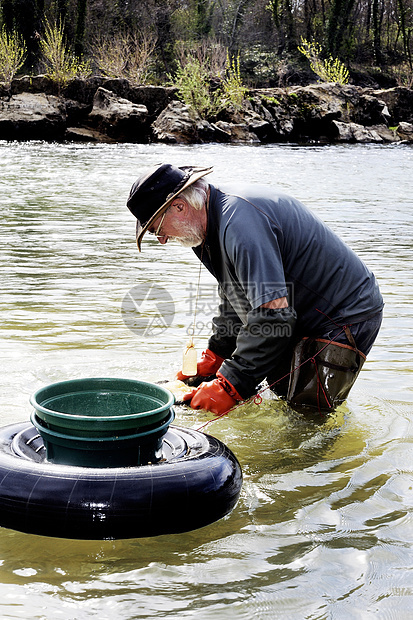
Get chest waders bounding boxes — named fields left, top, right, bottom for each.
left=286, top=327, right=366, bottom=412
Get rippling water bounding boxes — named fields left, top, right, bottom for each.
left=0, top=141, right=412, bottom=619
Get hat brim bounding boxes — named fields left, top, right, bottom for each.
left=136, top=166, right=213, bottom=251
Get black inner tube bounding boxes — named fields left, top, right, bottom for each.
left=0, top=423, right=243, bottom=540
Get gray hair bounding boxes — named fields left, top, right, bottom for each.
left=179, top=178, right=209, bottom=211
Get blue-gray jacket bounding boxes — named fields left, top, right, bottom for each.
left=193, top=183, right=383, bottom=398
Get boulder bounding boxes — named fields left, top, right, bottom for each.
left=128, top=85, right=177, bottom=118
left=10, top=74, right=60, bottom=96
left=87, top=87, right=149, bottom=141
left=249, top=83, right=394, bottom=141
left=352, top=93, right=391, bottom=126
left=332, top=120, right=384, bottom=143
left=0, top=92, right=85, bottom=140
left=396, top=121, right=413, bottom=141
left=65, top=126, right=116, bottom=143
left=152, top=100, right=263, bottom=144
left=213, top=120, right=260, bottom=143
left=214, top=103, right=270, bottom=142
left=369, top=124, right=400, bottom=142
left=250, top=83, right=354, bottom=141
left=152, top=100, right=217, bottom=143
left=372, top=87, right=413, bottom=124
left=152, top=100, right=199, bottom=143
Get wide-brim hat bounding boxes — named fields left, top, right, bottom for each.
left=126, top=163, right=213, bottom=251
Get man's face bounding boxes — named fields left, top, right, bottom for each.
left=149, top=200, right=206, bottom=248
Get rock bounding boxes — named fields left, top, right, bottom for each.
left=243, top=108, right=274, bottom=141
left=369, top=124, right=400, bottom=142
left=213, top=120, right=260, bottom=143
left=65, top=126, right=116, bottom=143
left=0, top=92, right=84, bottom=140
left=152, top=100, right=219, bottom=143
left=396, top=122, right=413, bottom=141
left=128, top=85, right=177, bottom=118
left=331, top=120, right=384, bottom=143
left=353, top=93, right=391, bottom=126
left=213, top=103, right=266, bottom=141
left=2, top=75, right=413, bottom=145
left=152, top=100, right=200, bottom=143
left=87, top=87, right=149, bottom=141
left=372, top=87, right=413, bottom=124
left=10, top=74, right=59, bottom=96
left=250, top=83, right=359, bottom=141
left=249, top=83, right=401, bottom=142
left=11, top=76, right=177, bottom=115
left=152, top=100, right=261, bottom=144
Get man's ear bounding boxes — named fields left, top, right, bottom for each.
left=172, top=198, right=186, bottom=213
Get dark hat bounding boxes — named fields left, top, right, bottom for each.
left=126, top=163, right=213, bottom=251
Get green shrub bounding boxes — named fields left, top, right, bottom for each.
left=221, top=53, right=247, bottom=110
left=171, top=49, right=247, bottom=119
left=298, top=38, right=349, bottom=85
left=0, top=26, right=27, bottom=88
left=40, top=19, right=91, bottom=88
left=172, top=57, right=220, bottom=118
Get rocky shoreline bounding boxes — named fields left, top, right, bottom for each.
left=1, top=75, right=412, bottom=145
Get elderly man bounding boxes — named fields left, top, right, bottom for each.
left=127, top=163, right=383, bottom=415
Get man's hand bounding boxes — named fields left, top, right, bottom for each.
left=183, top=372, right=243, bottom=415
left=177, top=348, right=225, bottom=383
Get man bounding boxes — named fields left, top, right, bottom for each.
left=126, top=163, right=383, bottom=415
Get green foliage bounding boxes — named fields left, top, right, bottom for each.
left=263, top=95, right=281, bottom=106
left=0, top=26, right=27, bottom=88
left=298, top=37, right=349, bottom=85
left=171, top=48, right=247, bottom=119
left=221, top=53, right=247, bottom=109
left=40, top=19, right=91, bottom=88
left=172, top=57, right=220, bottom=118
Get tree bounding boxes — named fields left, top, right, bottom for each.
left=74, top=0, right=87, bottom=58
left=326, top=0, right=357, bottom=58
left=1, top=0, right=43, bottom=69
left=267, top=0, right=296, bottom=53
left=397, top=0, right=413, bottom=68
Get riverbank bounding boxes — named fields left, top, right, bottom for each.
left=1, top=75, right=412, bottom=145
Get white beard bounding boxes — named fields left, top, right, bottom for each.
left=170, top=221, right=205, bottom=247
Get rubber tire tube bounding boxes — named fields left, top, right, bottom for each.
left=0, top=423, right=242, bottom=540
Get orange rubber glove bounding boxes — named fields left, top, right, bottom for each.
left=183, top=372, right=243, bottom=415
left=177, top=348, right=225, bottom=382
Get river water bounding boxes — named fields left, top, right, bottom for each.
left=0, top=141, right=412, bottom=619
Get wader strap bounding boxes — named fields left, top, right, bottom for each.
left=344, top=325, right=357, bottom=350
left=344, top=325, right=362, bottom=367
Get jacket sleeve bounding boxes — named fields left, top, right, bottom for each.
left=207, top=286, right=242, bottom=359
left=218, top=306, right=297, bottom=399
